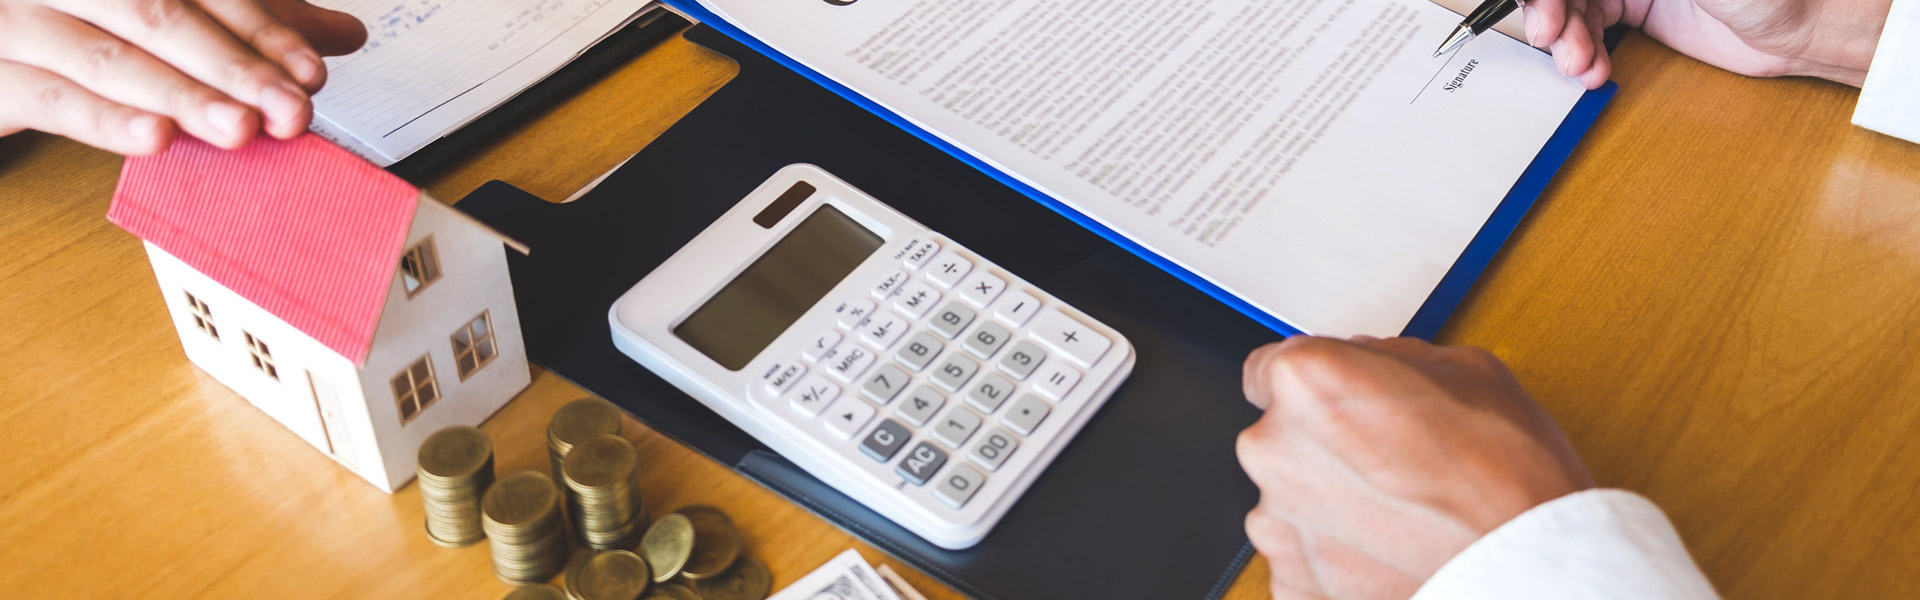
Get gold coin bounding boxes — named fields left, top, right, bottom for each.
left=505, top=584, right=568, bottom=600
left=647, top=583, right=703, bottom=600
left=676, top=510, right=741, bottom=580
left=694, top=557, right=771, bottom=600
left=564, top=435, right=639, bottom=489
left=549, top=398, right=624, bottom=454
left=673, top=505, right=733, bottom=526
left=567, top=550, right=652, bottom=600
left=484, top=472, right=561, bottom=527
left=418, top=426, right=493, bottom=480
left=639, top=513, right=695, bottom=582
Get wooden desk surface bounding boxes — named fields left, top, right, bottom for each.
left=3, top=28, right=1918, bottom=599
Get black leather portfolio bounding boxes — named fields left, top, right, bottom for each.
left=453, top=25, right=1272, bottom=600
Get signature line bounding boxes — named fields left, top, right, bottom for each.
left=1411, top=51, right=1463, bottom=104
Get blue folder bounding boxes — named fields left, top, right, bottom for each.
left=662, top=0, right=1617, bottom=340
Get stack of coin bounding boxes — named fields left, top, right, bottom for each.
left=548, top=399, right=624, bottom=479
left=417, top=426, right=495, bottom=547
left=483, top=471, right=571, bottom=583
left=503, top=584, right=567, bottom=600
left=564, top=434, right=649, bottom=551
left=565, top=549, right=653, bottom=600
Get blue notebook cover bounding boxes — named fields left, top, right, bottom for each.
left=664, top=0, right=1616, bottom=339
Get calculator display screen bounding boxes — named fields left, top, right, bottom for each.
left=676, top=205, right=882, bottom=370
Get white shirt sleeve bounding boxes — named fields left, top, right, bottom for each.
left=1410, top=489, right=1720, bottom=600
left=1854, top=0, right=1920, bottom=143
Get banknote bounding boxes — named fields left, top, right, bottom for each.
left=767, top=549, right=903, bottom=600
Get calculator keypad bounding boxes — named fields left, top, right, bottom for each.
left=764, top=239, right=1120, bottom=516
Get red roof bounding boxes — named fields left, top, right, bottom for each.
left=109, top=134, right=421, bottom=365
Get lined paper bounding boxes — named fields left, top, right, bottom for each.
left=310, top=0, right=656, bottom=165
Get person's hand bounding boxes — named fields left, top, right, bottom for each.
left=0, top=0, right=367, bottom=154
left=1236, top=336, right=1594, bottom=599
left=1524, top=0, right=1893, bottom=89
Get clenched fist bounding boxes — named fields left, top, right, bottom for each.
left=1237, top=336, right=1593, bottom=599
left=0, top=0, right=366, bottom=154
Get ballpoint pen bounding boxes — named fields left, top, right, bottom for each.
left=1432, top=0, right=1523, bottom=57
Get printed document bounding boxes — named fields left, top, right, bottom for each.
left=694, top=0, right=1588, bottom=336
left=309, top=0, right=657, bottom=165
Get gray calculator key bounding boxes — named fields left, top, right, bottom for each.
left=964, top=321, right=1012, bottom=360
left=964, top=373, right=1015, bottom=414
left=969, top=428, right=1020, bottom=471
left=895, top=332, right=944, bottom=372
left=928, top=301, right=976, bottom=339
left=896, top=441, right=949, bottom=486
left=932, top=407, right=982, bottom=448
left=998, top=340, right=1048, bottom=380
left=897, top=386, right=947, bottom=426
left=860, top=419, right=911, bottom=462
left=1003, top=395, right=1051, bottom=435
left=861, top=363, right=911, bottom=405
left=935, top=464, right=987, bottom=508
left=930, top=353, right=980, bottom=392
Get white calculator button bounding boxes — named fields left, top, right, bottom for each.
left=892, top=281, right=942, bottom=319
left=872, top=269, right=910, bottom=300
left=997, top=340, right=1047, bottom=380
left=1002, top=395, right=1051, bottom=436
left=800, top=329, right=842, bottom=363
left=964, top=321, right=1012, bottom=360
left=957, top=270, right=1006, bottom=307
left=932, top=407, right=982, bottom=448
left=990, top=290, right=1041, bottom=327
left=968, top=429, right=1020, bottom=472
left=897, top=238, right=940, bottom=271
left=833, top=298, right=877, bottom=330
left=964, top=373, right=1016, bottom=414
left=895, top=332, right=944, bottom=372
left=935, top=463, right=987, bottom=508
left=823, top=396, right=876, bottom=440
left=859, top=311, right=910, bottom=352
left=928, top=301, right=976, bottom=339
left=861, top=363, right=911, bottom=406
left=760, top=361, right=805, bottom=397
left=1033, top=361, right=1082, bottom=400
left=929, top=353, right=980, bottom=392
left=824, top=345, right=876, bottom=383
left=925, top=250, right=973, bottom=289
left=1029, top=308, right=1111, bottom=367
left=895, top=386, right=947, bottom=426
left=786, top=375, right=838, bottom=418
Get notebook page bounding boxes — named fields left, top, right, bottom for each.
left=695, top=0, right=1586, bottom=337
left=310, top=0, right=655, bottom=165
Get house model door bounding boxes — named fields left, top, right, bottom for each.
left=308, top=372, right=356, bottom=471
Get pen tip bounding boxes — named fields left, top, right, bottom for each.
left=1432, top=27, right=1473, bottom=58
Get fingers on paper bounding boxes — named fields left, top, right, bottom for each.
left=0, top=62, right=175, bottom=155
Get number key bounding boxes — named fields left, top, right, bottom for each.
left=895, top=332, right=944, bottom=372
left=964, top=321, right=1012, bottom=360
left=928, top=301, right=975, bottom=339
left=930, top=353, right=980, bottom=392
left=968, top=429, right=1020, bottom=471
left=965, top=373, right=1015, bottom=414
left=861, top=363, right=910, bottom=406
left=932, top=407, right=982, bottom=448
left=935, top=464, right=987, bottom=509
left=896, top=385, right=947, bottom=426
left=997, top=340, right=1047, bottom=380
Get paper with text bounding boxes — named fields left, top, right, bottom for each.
left=697, top=0, right=1586, bottom=336
left=309, top=0, right=656, bottom=165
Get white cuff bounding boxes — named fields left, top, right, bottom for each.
left=1854, top=0, right=1920, bottom=143
left=1411, top=489, right=1720, bottom=600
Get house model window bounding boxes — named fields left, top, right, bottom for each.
left=245, top=332, right=279, bottom=381
left=392, top=356, right=440, bottom=424
left=452, top=311, right=498, bottom=381
left=399, top=238, right=441, bottom=297
left=185, top=291, right=219, bottom=340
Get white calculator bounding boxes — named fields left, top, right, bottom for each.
left=609, top=164, right=1134, bottom=549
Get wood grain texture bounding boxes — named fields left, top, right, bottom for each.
left=2, top=26, right=1917, bottom=600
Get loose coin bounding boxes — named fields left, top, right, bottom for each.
left=647, top=583, right=703, bottom=600
left=566, top=549, right=652, bottom=600
left=505, top=584, right=567, bottom=600
left=676, top=509, right=741, bottom=580
left=694, top=556, right=771, bottom=600
left=640, top=513, right=695, bottom=582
